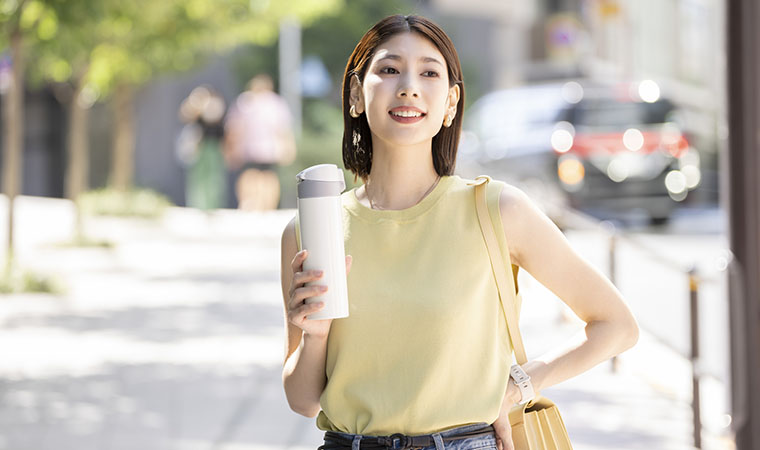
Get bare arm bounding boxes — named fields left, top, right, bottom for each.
left=499, top=184, right=639, bottom=392
left=280, top=217, right=351, bottom=417
left=277, top=128, right=297, bottom=166
left=492, top=183, right=640, bottom=448
left=222, top=108, right=244, bottom=170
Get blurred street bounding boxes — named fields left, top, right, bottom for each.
left=0, top=195, right=731, bottom=450
left=0, top=0, right=755, bottom=445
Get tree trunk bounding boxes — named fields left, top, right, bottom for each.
left=111, top=83, right=135, bottom=191
left=2, top=31, right=24, bottom=268
left=64, top=75, right=89, bottom=201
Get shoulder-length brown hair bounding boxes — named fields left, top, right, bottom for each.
left=341, top=14, right=465, bottom=183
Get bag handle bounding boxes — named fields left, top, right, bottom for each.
left=470, top=175, right=528, bottom=365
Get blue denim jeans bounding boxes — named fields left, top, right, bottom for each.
left=321, top=422, right=498, bottom=450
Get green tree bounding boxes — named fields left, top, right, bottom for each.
left=84, top=0, right=342, bottom=191
left=30, top=0, right=107, bottom=202
left=1, top=0, right=342, bottom=264
left=0, top=0, right=61, bottom=266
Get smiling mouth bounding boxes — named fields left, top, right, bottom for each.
left=389, top=111, right=426, bottom=118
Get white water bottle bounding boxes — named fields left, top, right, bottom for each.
left=296, top=164, right=349, bottom=320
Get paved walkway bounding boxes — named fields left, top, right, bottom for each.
left=0, top=196, right=732, bottom=450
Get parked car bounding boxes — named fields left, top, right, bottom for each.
left=552, top=86, right=701, bottom=224
left=458, top=81, right=702, bottom=224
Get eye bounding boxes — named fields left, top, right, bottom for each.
left=423, top=70, right=439, bottom=77
left=380, top=67, right=399, bottom=74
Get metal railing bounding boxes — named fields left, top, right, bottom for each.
left=543, top=201, right=723, bottom=450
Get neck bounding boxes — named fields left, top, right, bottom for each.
left=360, top=137, right=441, bottom=211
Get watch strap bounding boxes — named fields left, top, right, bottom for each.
left=510, top=364, right=535, bottom=404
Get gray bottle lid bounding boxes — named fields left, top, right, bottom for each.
left=296, top=164, right=346, bottom=198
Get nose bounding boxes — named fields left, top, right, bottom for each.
left=398, top=86, right=420, bottom=98
left=397, top=74, right=420, bottom=98
left=398, top=88, right=419, bottom=98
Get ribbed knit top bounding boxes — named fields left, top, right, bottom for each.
left=296, top=174, right=518, bottom=436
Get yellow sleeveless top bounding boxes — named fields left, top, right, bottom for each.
left=295, top=174, right=519, bottom=436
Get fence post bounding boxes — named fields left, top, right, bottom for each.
left=603, top=221, right=619, bottom=373
left=689, top=267, right=702, bottom=449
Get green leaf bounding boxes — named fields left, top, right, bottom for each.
left=0, top=0, right=19, bottom=17
left=19, top=0, right=43, bottom=29
left=48, top=58, right=71, bottom=82
left=36, top=10, right=57, bottom=40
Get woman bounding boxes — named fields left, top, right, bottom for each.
left=176, top=85, right=228, bottom=210
left=280, top=14, right=639, bottom=450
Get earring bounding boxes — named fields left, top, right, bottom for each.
left=444, top=113, right=454, bottom=127
left=350, top=105, right=361, bottom=118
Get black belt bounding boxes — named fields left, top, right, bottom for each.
left=320, top=424, right=495, bottom=450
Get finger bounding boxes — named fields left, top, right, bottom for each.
left=492, top=421, right=513, bottom=450
left=501, top=426, right=514, bottom=450
left=494, top=431, right=504, bottom=450
left=289, top=300, right=326, bottom=324
left=292, top=268, right=324, bottom=287
left=289, top=284, right=328, bottom=310
left=290, top=249, right=308, bottom=272
left=345, top=255, right=353, bottom=274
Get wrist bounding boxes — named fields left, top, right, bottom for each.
left=521, top=360, right=548, bottom=393
left=506, top=379, right=522, bottom=405
left=303, top=332, right=329, bottom=342
left=510, top=364, right=536, bottom=404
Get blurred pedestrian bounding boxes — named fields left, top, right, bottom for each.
left=280, top=14, right=640, bottom=450
left=224, top=74, right=296, bottom=211
left=175, top=85, right=228, bottom=210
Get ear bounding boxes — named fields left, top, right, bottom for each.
left=445, top=83, right=460, bottom=117
left=349, top=74, right=365, bottom=114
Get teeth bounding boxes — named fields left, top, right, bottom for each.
left=391, top=111, right=422, bottom=118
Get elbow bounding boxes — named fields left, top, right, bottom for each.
left=626, top=318, right=640, bottom=350
left=298, top=404, right=322, bottom=418
left=591, top=310, right=640, bottom=357
left=285, top=395, right=321, bottom=418
left=616, top=312, right=640, bottom=354
left=282, top=375, right=322, bottom=418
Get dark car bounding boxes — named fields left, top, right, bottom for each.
left=553, top=90, right=702, bottom=224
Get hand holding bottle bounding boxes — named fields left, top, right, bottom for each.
left=287, top=249, right=352, bottom=338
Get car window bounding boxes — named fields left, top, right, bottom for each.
left=561, top=99, right=676, bottom=127
left=470, top=87, right=567, bottom=137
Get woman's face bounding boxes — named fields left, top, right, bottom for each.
left=351, top=32, right=460, bottom=149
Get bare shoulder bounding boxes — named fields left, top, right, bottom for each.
left=281, top=215, right=299, bottom=272
left=496, top=182, right=532, bottom=217
left=496, top=182, right=561, bottom=268
left=281, top=215, right=297, bottom=248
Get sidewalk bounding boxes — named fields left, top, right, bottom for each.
left=0, top=197, right=729, bottom=450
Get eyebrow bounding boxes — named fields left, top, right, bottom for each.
left=375, top=54, right=444, bottom=67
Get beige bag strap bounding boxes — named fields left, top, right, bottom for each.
left=470, top=175, right=528, bottom=365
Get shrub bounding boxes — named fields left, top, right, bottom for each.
left=0, top=267, right=63, bottom=295
left=77, top=187, right=173, bottom=219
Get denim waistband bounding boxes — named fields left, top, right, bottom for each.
left=321, top=422, right=495, bottom=450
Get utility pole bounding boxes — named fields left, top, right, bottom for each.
left=279, top=16, right=302, bottom=138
